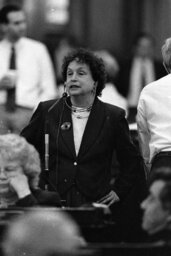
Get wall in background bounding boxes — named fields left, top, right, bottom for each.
left=142, top=0, right=171, bottom=59
left=0, top=0, right=171, bottom=61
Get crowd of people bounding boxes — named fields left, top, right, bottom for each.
left=0, top=2, right=171, bottom=256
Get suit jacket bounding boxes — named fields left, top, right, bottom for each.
left=21, top=97, right=145, bottom=202
left=116, top=58, right=166, bottom=97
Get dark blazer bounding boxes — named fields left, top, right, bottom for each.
left=116, top=58, right=166, bottom=97
left=21, top=97, right=145, bottom=202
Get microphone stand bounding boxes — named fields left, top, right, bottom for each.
left=44, top=132, right=49, bottom=191
left=43, top=95, right=67, bottom=192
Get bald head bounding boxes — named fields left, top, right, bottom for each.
left=3, top=209, right=86, bottom=256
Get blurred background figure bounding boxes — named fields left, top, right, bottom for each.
left=141, top=168, right=171, bottom=243
left=0, top=4, right=57, bottom=133
left=96, top=50, right=128, bottom=114
left=54, top=35, right=78, bottom=86
left=54, top=35, right=79, bottom=100
left=0, top=133, right=61, bottom=208
left=117, top=32, right=165, bottom=123
left=95, top=50, right=128, bottom=191
left=2, top=209, right=86, bottom=256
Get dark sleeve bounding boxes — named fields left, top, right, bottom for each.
left=16, top=189, right=61, bottom=207
left=113, top=110, right=147, bottom=201
left=15, top=194, right=38, bottom=207
left=20, top=102, right=45, bottom=154
left=115, top=60, right=130, bottom=97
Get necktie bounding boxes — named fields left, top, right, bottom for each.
left=6, top=45, right=16, bottom=112
left=141, top=61, right=146, bottom=89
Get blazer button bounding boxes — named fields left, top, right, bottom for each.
left=64, top=179, right=67, bottom=183
left=73, top=162, right=77, bottom=166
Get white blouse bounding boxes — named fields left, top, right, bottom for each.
left=72, top=109, right=90, bottom=155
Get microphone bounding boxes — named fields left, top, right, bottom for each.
left=62, top=82, right=67, bottom=98
left=62, top=92, right=67, bottom=98
left=44, top=133, right=49, bottom=171
left=44, top=119, right=50, bottom=191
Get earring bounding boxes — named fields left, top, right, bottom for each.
left=92, top=82, right=97, bottom=94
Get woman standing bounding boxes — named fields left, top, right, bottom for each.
left=21, top=48, right=146, bottom=208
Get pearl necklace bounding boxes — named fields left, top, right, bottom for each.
left=65, top=99, right=92, bottom=119
left=72, top=109, right=90, bottom=119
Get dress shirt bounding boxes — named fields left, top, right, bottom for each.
left=0, top=38, right=57, bottom=109
left=128, top=57, right=155, bottom=107
left=137, top=74, right=171, bottom=165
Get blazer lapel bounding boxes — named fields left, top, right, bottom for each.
left=78, top=98, right=105, bottom=158
left=60, top=102, right=76, bottom=157
left=48, top=98, right=76, bottom=158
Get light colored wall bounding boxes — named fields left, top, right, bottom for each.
left=88, top=0, right=123, bottom=56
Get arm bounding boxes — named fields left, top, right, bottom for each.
left=113, top=110, right=146, bottom=200
left=20, top=102, right=45, bottom=154
left=9, top=174, right=61, bottom=207
left=137, top=97, right=151, bottom=171
left=9, top=173, right=38, bottom=207
left=16, top=190, right=62, bottom=207
left=16, top=194, right=38, bottom=207
left=38, top=45, right=57, bottom=101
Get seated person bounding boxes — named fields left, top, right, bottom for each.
left=0, top=133, right=61, bottom=208
left=141, top=167, right=171, bottom=242
left=2, top=209, right=86, bottom=256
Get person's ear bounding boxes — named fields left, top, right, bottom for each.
left=166, top=215, right=171, bottom=228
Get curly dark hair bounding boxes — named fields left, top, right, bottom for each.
left=61, top=48, right=107, bottom=96
left=0, top=4, right=22, bottom=24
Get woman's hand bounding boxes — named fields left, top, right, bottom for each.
left=96, top=190, right=120, bottom=206
left=0, top=75, right=15, bottom=90
left=9, top=174, right=31, bottom=199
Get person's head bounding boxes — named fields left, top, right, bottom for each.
left=95, top=50, right=119, bottom=83
left=3, top=209, right=86, bottom=256
left=0, top=4, right=27, bottom=42
left=0, top=134, right=40, bottom=199
left=133, top=32, right=155, bottom=59
left=62, top=48, right=106, bottom=98
left=141, top=168, right=171, bottom=235
left=161, top=37, right=171, bottom=74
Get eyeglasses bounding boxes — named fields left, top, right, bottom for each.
left=0, top=165, right=21, bottom=176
